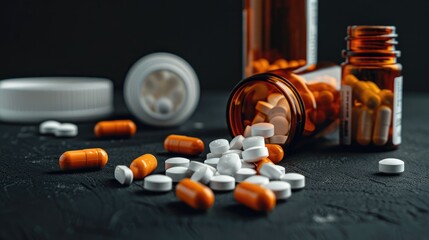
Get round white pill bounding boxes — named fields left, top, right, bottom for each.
left=234, top=168, right=257, bottom=182
left=260, top=163, right=283, bottom=180
left=209, top=175, right=235, bottom=191
left=379, top=158, right=404, bottom=174
left=251, top=123, right=275, bottom=138
left=209, top=139, right=230, bottom=154
left=114, top=165, right=133, bottom=185
left=164, top=157, right=190, bottom=170
left=275, top=165, right=285, bottom=175
left=143, top=174, right=172, bottom=192
left=267, top=93, right=285, bottom=106
left=204, top=158, right=219, bottom=168
left=204, top=164, right=217, bottom=175
left=242, top=146, right=269, bottom=163
left=207, top=152, right=222, bottom=159
left=270, top=116, right=289, bottom=136
left=217, top=153, right=242, bottom=176
left=241, top=161, right=256, bottom=169
left=242, top=136, right=265, bottom=150
left=255, top=101, right=274, bottom=115
left=39, top=120, right=61, bottom=134
left=222, top=149, right=242, bottom=158
left=243, top=125, right=252, bottom=137
left=264, top=181, right=291, bottom=200
left=269, top=135, right=288, bottom=144
left=191, top=166, right=214, bottom=185
left=267, top=106, right=287, bottom=121
left=54, top=123, right=78, bottom=137
left=155, top=97, right=173, bottom=114
left=187, top=161, right=207, bottom=175
left=165, top=167, right=189, bottom=182
left=280, top=173, right=305, bottom=189
left=243, top=175, right=270, bottom=185
left=230, top=135, right=245, bottom=150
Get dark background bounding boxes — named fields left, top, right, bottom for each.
left=0, top=0, right=428, bottom=92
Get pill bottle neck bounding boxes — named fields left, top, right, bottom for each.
left=343, top=25, right=400, bottom=66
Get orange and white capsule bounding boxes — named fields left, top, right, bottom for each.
left=256, top=157, right=273, bottom=174
left=265, top=144, right=284, bottom=164
left=129, top=154, right=158, bottom=180
left=234, top=182, right=276, bottom=211
left=164, top=135, right=204, bottom=156
left=94, top=120, right=137, bottom=138
left=176, top=178, right=215, bottom=210
left=59, top=148, right=108, bottom=170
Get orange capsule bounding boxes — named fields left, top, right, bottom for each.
left=274, top=59, right=288, bottom=69
left=176, top=178, right=215, bottom=210
left=59, top=148, right=108, bottom=170
left=164, top=134, right=204, bottom=156
left=265, top=144, right=284, bottom=164
left=234, top=182, right=276, bottom=211
left=129, top=154, right=158, bottom=180
left=256, top=157, right=273, bottom=174
left=94, top=120, right=136, bottom=138
left=315, top=90, right=334, bottom=107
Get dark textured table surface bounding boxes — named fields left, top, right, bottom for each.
left=1, top=92, right=429, bottom=240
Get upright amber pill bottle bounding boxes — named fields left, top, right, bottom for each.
left=227, top=63, right=341, bottom=151
left=340, top=26, right=402, bottom=150
left=243, top=0, right=318, bottom=77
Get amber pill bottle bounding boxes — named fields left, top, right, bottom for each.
left=340, top=26, right=402, bottom=150
left=243, top=0, right=318, bottom=77
left=227, top=63, right=341, bottom=151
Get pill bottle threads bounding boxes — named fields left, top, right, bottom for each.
left=243, top=0, right=318, bottom=77
left=340, top=26, right=402, bottom=150
left=227, top=63, right=341, bottom=151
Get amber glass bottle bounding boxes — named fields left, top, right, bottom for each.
left=227, top=63, right=340, bottom=150
left=243, top=0, right=318, bottom=77
left=340, top=26, right=402, bottom=150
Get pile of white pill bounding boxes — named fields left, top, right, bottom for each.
left=114, top=132, right=306, bottom=201
left=39, top=120, right=78, bottom=137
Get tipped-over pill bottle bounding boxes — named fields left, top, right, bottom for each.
left=243, top=0, right=318, bottom=77
left=340, top=26, right=402, bottom=150
left=227, top=63, right=340, bottom=151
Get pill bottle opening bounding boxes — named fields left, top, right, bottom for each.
left=139, top=69, right=186, bottom=119
left=226, top=74, right=305, bottom=149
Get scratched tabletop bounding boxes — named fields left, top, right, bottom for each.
left=0, top=92, right=429, bottom=240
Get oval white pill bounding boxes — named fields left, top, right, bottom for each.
left=251, top=123, right=275, bottom=138
left=209, top=139, right=230, bottom=154
left=207, top=152, right=222, bottom=159
left=54, top=123, right=78, bottom=137
left=230, top=135, right=245, bottom=150
left=187, top=161, right=207, bottom=175
left=260, top=163, right=283, bottom=180
left=280, top=173, right=305, bottom=189
left=243, top=175, right=270, bottom=185
left=241, top=161, right=256, bottom=169
left=379, top=158, right=404, bottom=174
left=243, top=125, right=252, bottom=137
left=222, top=149, right=242, bottom=158
left=264, top=181, right=291, bottom=200
left=209, top=175, right=235, bottom=191
left=143, top=174, right=172, bottom=192
left=242, top=136, right=265, bottom=150
left=275, top=165, right=285, bottom=175
left=217, top=153, right=241, bottom=176
left=114, top=165, right=133, bottom=185
left=165, top=157, right=190, bottom=170
left=191, top=166, right=214, bottom=185
left=269, top=135, right=288, bottom=144
left=204, top=158, right=219, bottom=168
left=39, top=120, right=61, bottom=134
left=234, top=168, right=257, bottom=182
left=165, top=166, right=189, bottom=182
left=242, top=146, right=269, bottom=163
left=155, top=97, right=173, bottom=114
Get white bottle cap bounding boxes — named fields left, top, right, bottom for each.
left=0, top=77, right=113, bottom=122
left=124, top=53, right=200, bottom=126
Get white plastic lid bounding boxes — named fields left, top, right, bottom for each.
left=0, top=77, right=113, bottom=122
left=124, top=53, right=200, bottom=126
